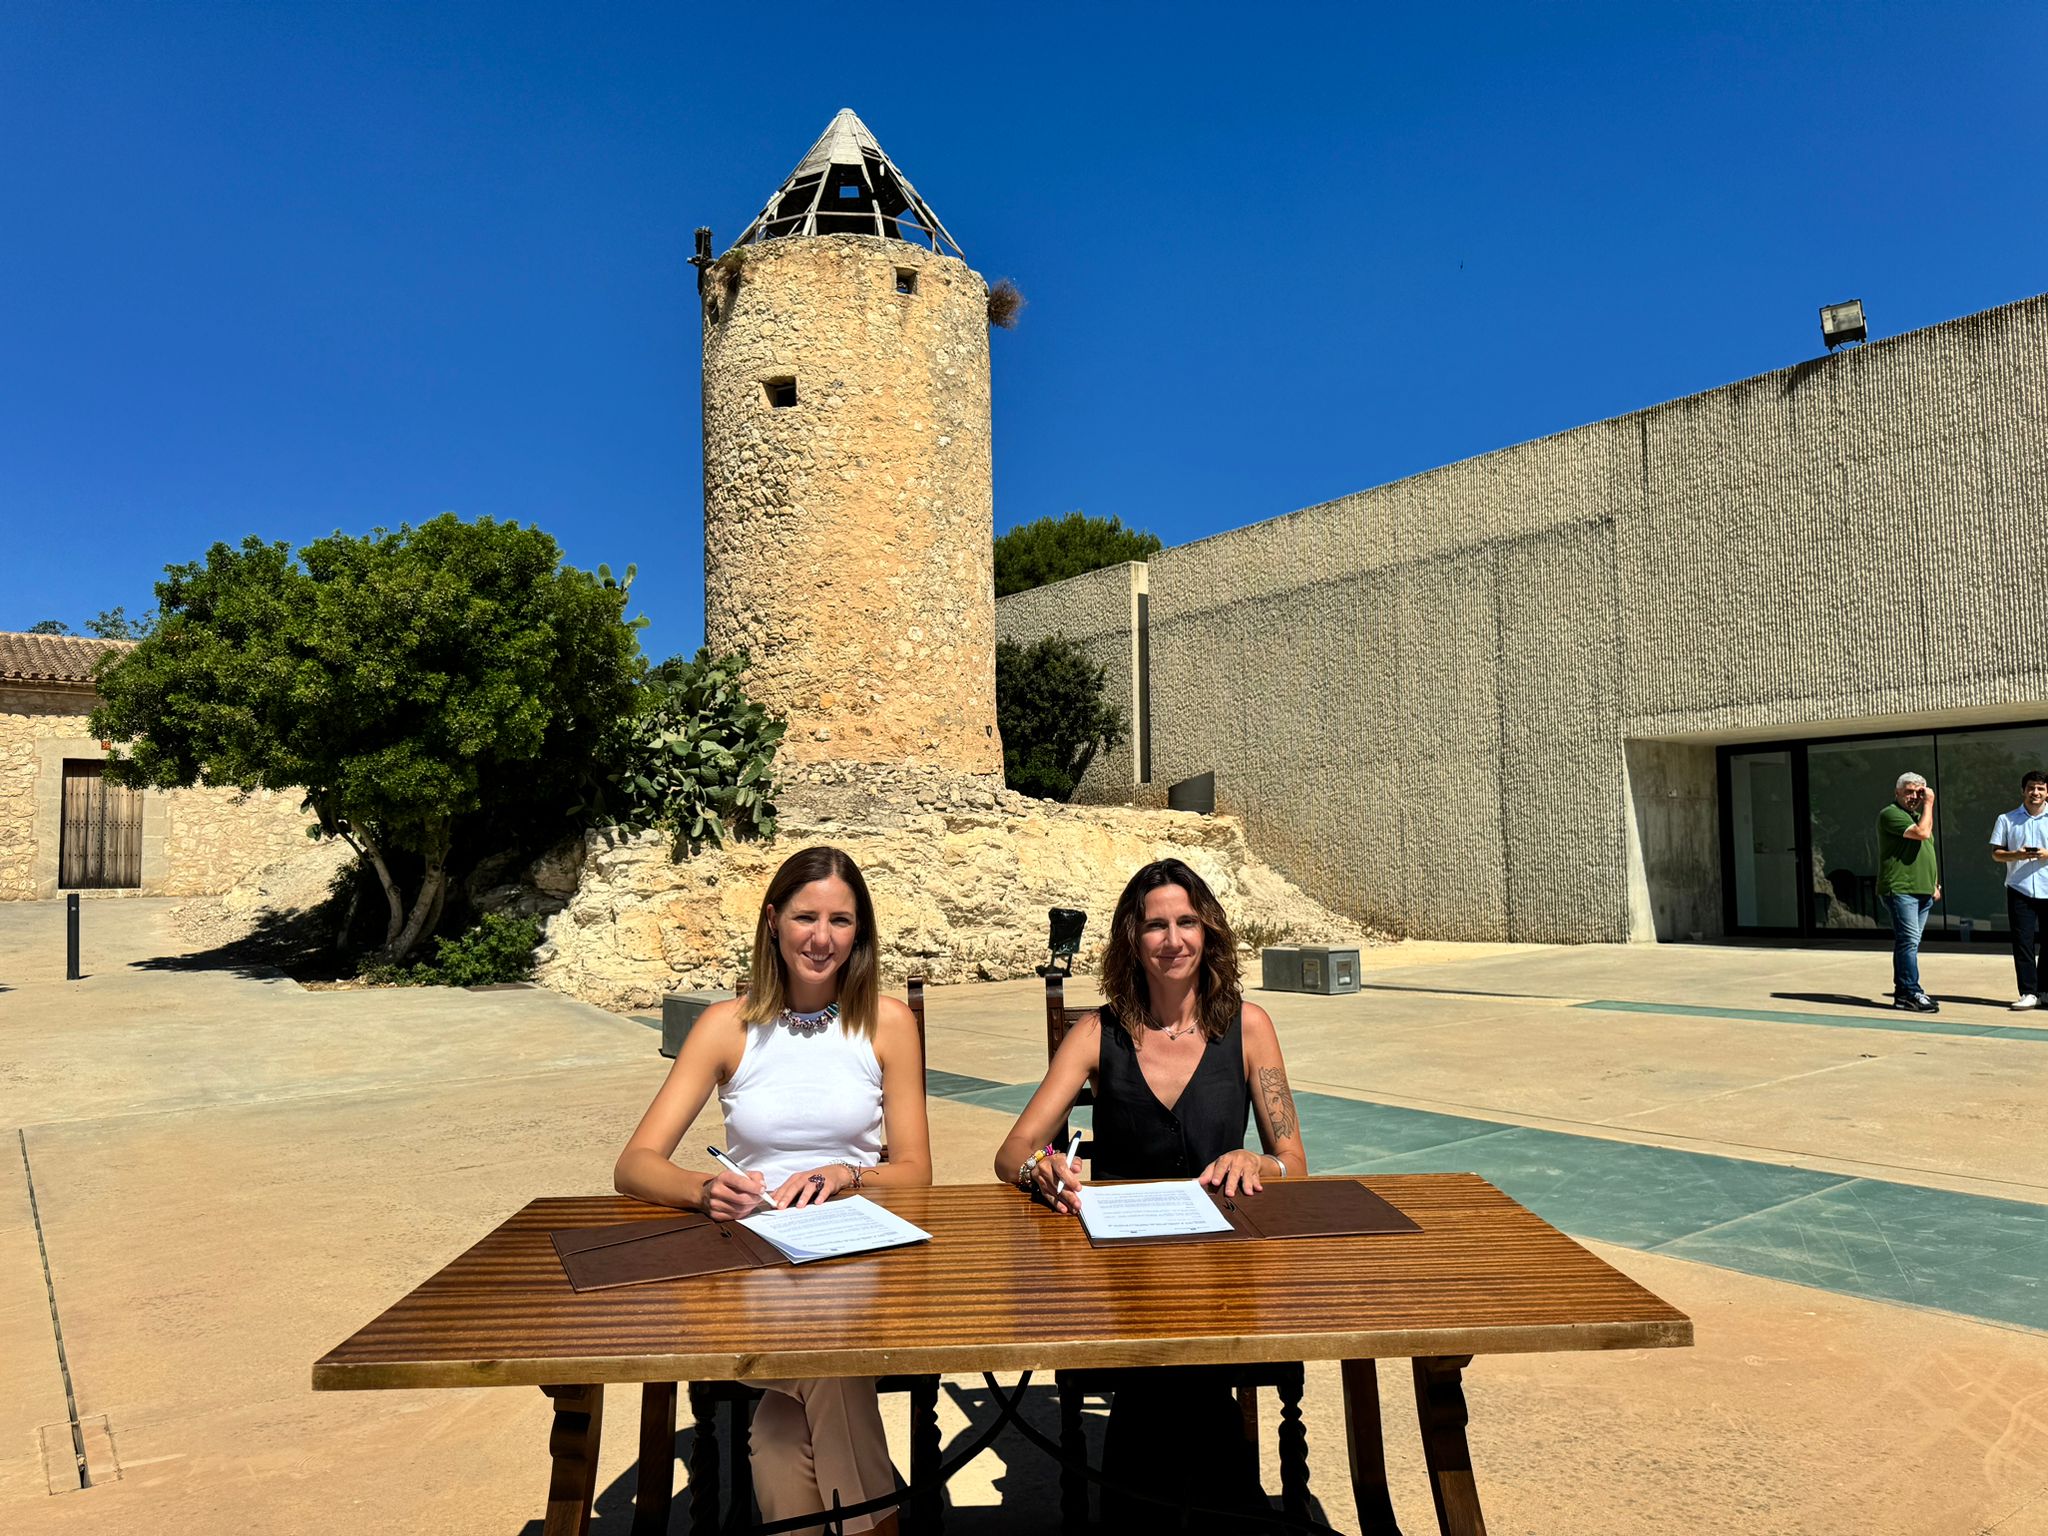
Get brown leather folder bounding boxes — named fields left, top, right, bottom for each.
left=551, top=1213, right=787, bottom=1292
left=1084, top=1176, right=1420, bottom=1248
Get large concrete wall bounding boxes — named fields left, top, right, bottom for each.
left=1007, top=293, right=2048, bottom=943
left=994, top=561, right=1145, bottom=803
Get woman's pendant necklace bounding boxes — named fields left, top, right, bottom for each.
left=777, top=1000, right=840, bottom=1038
left=1150, top=1016, right=1198, bottom=1042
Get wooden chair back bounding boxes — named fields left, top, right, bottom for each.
left=1044, top=972, right=1095, bottom=1161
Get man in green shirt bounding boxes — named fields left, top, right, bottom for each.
left=1877, top=772, right=1942, bottom=1012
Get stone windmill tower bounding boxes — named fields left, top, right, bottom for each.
left=699, top=108, right=1000, bottom=775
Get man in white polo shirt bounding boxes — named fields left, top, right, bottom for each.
left=1990, top=769, right=2048, bottom=1011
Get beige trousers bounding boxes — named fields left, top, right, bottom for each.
left=749, top=1377, right=897, bottom=1534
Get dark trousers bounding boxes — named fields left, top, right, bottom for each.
left=1103, top=1368, right=1269, bottom=1531
left=2010, top=887, right=2048, bottom=996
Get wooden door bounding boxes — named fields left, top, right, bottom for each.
left=59, top=760, right=143, bottom=889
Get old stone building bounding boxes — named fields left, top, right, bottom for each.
left=0, top=632, right=313, bottom=900
left=701, top=108, right=999, bottom=774
left=999, top=292, right=2048, bottom=949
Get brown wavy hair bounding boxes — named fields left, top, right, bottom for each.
left=1099, top=858, right=1241, bottom=1043
left=742, top=846, right=881, bottom=1040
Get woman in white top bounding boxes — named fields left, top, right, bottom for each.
left=616, top=845, right=930, bottom=1536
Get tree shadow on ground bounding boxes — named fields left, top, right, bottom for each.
left=1772, top=990, right=2015, bottom=1011
left=128, top=903, right=358, bottom=983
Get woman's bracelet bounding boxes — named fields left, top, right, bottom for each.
left=1266, top=1153, right=1288, bottom=1177
left=840, top=1161, right=866, bottom=1190
left=1015, top=1143, right=1057, bottom=1190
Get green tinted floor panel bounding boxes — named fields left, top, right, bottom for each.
left=1657, top=1178, right=2048, bottom=1330
left=927, top=1072, right=2048, bottom=1331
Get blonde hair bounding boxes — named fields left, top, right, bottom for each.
left=741, top=846, right=880, bottom=1039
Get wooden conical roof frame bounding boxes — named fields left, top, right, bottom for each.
left=731, top=108, right=962, bottom=257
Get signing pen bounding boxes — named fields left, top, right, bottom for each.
left=707, top=1145, right=779, bottom=1210
left=1052, top=1130, right=1083, bottom=1201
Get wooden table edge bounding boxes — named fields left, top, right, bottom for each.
left=312, top=1315, right=1692, bottom=1391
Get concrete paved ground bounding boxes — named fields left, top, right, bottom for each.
left=3, top=899, right=2046, bottom=1533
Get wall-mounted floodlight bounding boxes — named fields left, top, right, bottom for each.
left=1820, top=300, right=1868, bottom=351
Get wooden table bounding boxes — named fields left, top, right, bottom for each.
left=313, top=1175, right=1691, bottom=1535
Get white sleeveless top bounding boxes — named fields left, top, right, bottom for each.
left=718, top=1014, right=885, bottom=1188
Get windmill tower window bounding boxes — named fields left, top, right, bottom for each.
left=895, top=268, right=918, bottom=296
left=763, top=377, right=798, bottom=408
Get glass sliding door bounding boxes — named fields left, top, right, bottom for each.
left=1932, top=724, right=2048, bottom=938
left=1720, top=720, right=2048, bottom=942
left=1807, top=734, right=1933, bottom=935
left=1728, top=749, right=1799, bottom=931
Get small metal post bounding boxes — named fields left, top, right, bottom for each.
left=66, top=894, right=80, bottom=980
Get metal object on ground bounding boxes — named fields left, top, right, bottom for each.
left=66, top=894, right=79, bottom=981
left=1260, top=945, right=1362, bottom=995
left=660, top=988, right=735, bottom=1058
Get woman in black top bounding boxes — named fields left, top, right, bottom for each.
left=994, top=858, right=1309, bottom=1530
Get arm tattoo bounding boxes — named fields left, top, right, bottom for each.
left=1259, top=1067, right=1298, bottom=1140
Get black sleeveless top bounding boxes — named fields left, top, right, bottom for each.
left=1091, top=1006, right=1251, bottom=1179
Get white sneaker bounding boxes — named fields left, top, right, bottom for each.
left=2013, top=994, right=2040, bottom=1011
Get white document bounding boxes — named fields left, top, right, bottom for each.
left=1078, top=1179, right=1235, bottom=1241
left=736, top=1195, right=932, bottom=1265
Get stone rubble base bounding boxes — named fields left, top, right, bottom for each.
left=535, top=762, right=1383, bottom=1013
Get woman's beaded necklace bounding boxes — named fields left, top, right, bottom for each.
left=776, top=1000, right=840, bottom=1038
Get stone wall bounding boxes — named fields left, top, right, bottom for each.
left=0, top=687, right=81, bottom=899
left=999, top=292, right=2048, bottom=944
left=0, top=684, right=314, bottom=900
left=994, top=561, right=1145, bottom=802
left=702, top=235, right=999, bottom=774
left=536, top=762, right=1371, bottom=1013
left=156, top=784, right=318, bottom=897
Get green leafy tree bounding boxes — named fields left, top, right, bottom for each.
left=27, top=619, right=72, bottom=634
left=91, top=516, right=642, bottom=962
left=995, top=635, right=1126, bottom=801
left=994, top=511, right=1161, bottom=599
left=86, top=606, right=153, bottom=640
left=588, top=649, right=784, bottom=858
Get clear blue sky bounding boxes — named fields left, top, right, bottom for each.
left=4, top=2, right=2043, bottom=663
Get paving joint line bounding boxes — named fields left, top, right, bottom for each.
left=1640, top=1176, right=1862, bottom=1253
left=18, top=1129, right=89, bottom=1491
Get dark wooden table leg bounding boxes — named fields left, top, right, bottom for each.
left=1411, top=1356, right=1486, bottom=1536
left=1340, top=1359, right=1403, bottom=1536
left=633, top=1382, right=676, bottom=1536
left=1277, top=1367, right=1312, bottom=1521
left=540, top=1384, right=604, bottom=1536
left=687, top=1381, right=722, bottom=1535
left=909, top=1374, right=943, bottom=1533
